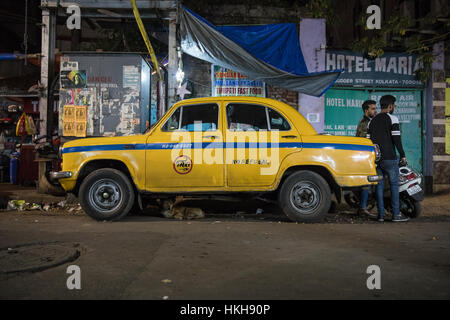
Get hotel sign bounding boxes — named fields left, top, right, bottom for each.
left=326, top=50, right=425, bottom=88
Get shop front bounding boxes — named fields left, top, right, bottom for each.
left=324, top=50, right=425, bottom=175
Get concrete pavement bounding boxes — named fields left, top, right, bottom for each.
left=0, top=210, right=449, bottom=300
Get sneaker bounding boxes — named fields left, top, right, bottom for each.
left=358, top=208, right=377, bottom=219
left=357, top=208, right=370, bottom=215
left=392, top=213, right=409, bottom=222
left=377, top=217, right=384, bottom=222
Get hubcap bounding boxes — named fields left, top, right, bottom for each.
left=88, top=179, right=122, bottom=213
left=290, top=181, right=321, bottom=214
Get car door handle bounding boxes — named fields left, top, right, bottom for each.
left=281, top=135, right=298, bottom=139
left=203, top=135, right=219, bottom=140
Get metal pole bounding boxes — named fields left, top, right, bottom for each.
left=167, top=19, right=178, bottom=110
left=37, top=6, right=55, bottom=193
left=39, top=7, right=56, bottom=138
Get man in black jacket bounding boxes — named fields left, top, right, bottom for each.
left=366, top=95, right=409, bottom=222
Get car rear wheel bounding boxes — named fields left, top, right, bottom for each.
left=79, top=168, right=135, bottom=221
left=278, top=170, right=331, bottom=222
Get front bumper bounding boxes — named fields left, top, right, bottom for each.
left=367, top=175, right=383, bottom=182
left=49, top=171, right=72, bottom=181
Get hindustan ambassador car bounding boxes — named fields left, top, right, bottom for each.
left=51, top=97, right=381, bottom=222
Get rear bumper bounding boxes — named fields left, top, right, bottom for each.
left=367, top=175, right=383, bottom=182
left=49, top=171, right=72, bottom=180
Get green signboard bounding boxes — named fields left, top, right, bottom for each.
left=324, top=88, right=423, bottom=173
left=324, top=89, right=367, bottom=136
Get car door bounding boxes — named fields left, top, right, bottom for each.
left=146, top=102, right=224, bottom=189
left=225, top=102, right=302, bottom=187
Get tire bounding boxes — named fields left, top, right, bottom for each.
left=79, top=168, right=135, bottom=221
left=278, top=170, right=331, bottom=222
left=401, top=198, right=422, bottom=218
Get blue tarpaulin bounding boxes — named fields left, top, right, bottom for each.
left=180, top=7, right=341, bottom=96
left=0, top=54, right=19, bottom=60
left=217, top=24, right=308, bottom=75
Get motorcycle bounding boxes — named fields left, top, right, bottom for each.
left=33, top=134, right=66, bottom=196
left=344, top=163, right=424, bottom=218
left=33, top=134, right=60, bottom=159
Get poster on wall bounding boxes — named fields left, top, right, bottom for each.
left=123, top=65, right=140, bottom=90
left=59, top=88, right=96, bottom=136
left=211, top=65, right=265, bottom=97
left=62, top=104, right=87, bottom=137
left=61, top=70, right=87, bottom=88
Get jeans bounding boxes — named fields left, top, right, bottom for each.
left=376, top=159, right=399, bottom=218
left=360, top=187, right=369, bottom=209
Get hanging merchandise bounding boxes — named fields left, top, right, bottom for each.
left=0, top=132, right=5, bottom=152
left=27, top=115, right=37, bottom=135
left=16, top=112, right=32, bottom=136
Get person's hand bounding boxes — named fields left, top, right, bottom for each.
left=400, top=157, right=407, bottom=166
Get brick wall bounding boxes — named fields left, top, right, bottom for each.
left=266, top=85, right=298, bottom=109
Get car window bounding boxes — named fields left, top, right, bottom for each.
left=180, top=104, right=218, bottom=131
left=227, top=104, right=268, bottom=131
left=162, top=104, right=218, bottom=132
left=161, top=107, right=181, bottom=131
left=268, top=108, right=291, bottom=131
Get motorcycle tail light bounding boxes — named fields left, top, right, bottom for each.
left=399, top=175, right=408, bottom=184
left=406, top=172, right=417, bottom=180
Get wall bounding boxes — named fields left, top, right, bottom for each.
left=431, top=42, right=449, bottom=192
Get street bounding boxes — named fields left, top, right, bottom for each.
left=0, top=196, right=449, bottom=300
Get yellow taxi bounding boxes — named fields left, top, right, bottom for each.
left=51, top=97, right=381, bottom=222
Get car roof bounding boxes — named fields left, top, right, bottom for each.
left=169, top=96, right=317, bottom=135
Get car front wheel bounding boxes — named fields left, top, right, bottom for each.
left=79, top=168, right=135, bottom=221
left=278, top=170, right=331, bottom=222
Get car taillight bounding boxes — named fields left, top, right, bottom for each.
left=374, top=144, right=381, bottom=162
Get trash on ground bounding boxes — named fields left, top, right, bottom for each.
left=57, top=200, right=67, bottom=208
left=7, top=200, right=41, bottom=211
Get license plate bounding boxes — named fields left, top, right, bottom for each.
left=407, top=184, right=422, bottom=196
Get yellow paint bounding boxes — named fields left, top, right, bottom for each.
left=58, top=97, right=378, bottom=193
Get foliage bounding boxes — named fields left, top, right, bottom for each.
left=307, top=0, right=340, bottom=26
left=351, top=8, right=449, bottom=82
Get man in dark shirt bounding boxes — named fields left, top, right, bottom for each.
left=356, top=100, right=377, bottom=217
left=367, top=95, right=409, bottom=222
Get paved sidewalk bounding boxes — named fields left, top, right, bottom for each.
left=0, top=183, right=66, bottom=206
